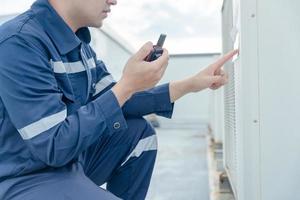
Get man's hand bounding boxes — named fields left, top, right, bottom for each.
left=189, top=49, right=238, bottom=92
left=169, top=50, right=238, bottom=103
left=112, top=42, right=169, bottom=106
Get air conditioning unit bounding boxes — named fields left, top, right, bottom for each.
left=222, top=0, right=300, bottom=200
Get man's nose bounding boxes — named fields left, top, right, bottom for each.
left=107, top=0, right=117, bottom=5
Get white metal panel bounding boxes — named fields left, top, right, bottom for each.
left=258, top=0, right=300, bottom=199
left=223, top=0, right=261, bottom=199
left=222, top=0, right=300, bottom=200
left=238, top=0, right=261, bottom=199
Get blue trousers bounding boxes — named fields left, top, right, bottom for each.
left=2, top=118, right=157, bottom=200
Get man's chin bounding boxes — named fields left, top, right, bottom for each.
left=89, top=21, right=103, bottom=28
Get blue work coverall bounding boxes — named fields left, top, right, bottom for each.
left=0, top=0, right=174, bottom=199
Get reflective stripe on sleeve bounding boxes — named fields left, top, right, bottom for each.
left=18, top=109, right=67, bottom=140
left=93, top=75, right=115, bottom=96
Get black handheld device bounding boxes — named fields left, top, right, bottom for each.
left=144, top=34, right=167, bottom=62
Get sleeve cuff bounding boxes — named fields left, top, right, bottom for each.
left=152, top=83, right=174, bottom=119
left=95, top=89, right=128, bottom=134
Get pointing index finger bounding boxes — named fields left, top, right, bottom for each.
left=212, top=49, right=239, bottom=70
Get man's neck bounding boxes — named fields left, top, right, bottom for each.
left=48, top=0, right=79, bottom=32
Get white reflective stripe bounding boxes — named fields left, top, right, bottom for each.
left=51, top=58, right=96, bottom=74
left=121, top=135, right=157, bottom=166
left=18, top=109, right=67, bottom=140
left=51, top=61, right=66, bottom=73
left=93, top=75, right=115, bottom=96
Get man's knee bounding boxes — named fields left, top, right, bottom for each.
left=119, top=118, right=158, bottom=166
left=126, top=117, right=157, bottom=139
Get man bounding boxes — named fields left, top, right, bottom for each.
left=0, top=0, right=237, bottom=199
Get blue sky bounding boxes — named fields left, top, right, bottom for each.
left=0, top=0, right=223, bottom=54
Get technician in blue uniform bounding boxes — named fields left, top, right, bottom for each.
left=0, top=0, right=237, bottom=199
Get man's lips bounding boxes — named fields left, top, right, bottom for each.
left=102, top=9, right=111, bottom=13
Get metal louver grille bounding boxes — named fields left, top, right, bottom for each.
left=224, top=62, right=238, bottom=190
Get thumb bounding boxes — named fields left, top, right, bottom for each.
left=210, top=75, right=223, bottom=84
left=152, top=48, right=169, bottom=67
left=134, top=42, right=153, bottom=61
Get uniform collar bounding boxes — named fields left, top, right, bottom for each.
left=31, top=0, right=91, bottom=55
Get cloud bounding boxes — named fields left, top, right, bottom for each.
left=106, top=0, right=222, bottom=53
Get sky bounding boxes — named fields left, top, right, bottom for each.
left=0, top=0, right=223, bottom=54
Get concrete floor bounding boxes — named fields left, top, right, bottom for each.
left=146, top=127, right=210, bottom=200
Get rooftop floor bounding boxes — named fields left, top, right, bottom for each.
left=146, top=127, right=210, bottom=200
